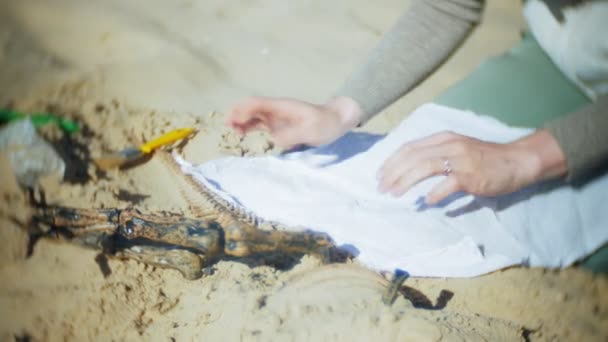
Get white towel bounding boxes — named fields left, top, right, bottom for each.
left=176, top=104, right=608, bottom=277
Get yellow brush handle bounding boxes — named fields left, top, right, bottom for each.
left=139, top=128, right=196, bottom=154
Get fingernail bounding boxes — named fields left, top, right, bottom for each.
left=391, top=188, right=404, bottom=197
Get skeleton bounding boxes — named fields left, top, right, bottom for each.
left=30, top=151, right=344, bottom=280
left=27, top=149, right=419, bottom=307
left=32, top=205, right=339, bottom=280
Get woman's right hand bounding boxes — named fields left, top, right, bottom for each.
left=226, top=96, right=364, bottom=149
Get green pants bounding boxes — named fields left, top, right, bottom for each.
left=435, top=34, right=590, bottom=126
left=433, top=34, right=607, bottom=273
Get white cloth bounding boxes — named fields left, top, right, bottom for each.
left=524, top=0, right=608, bottom=99
left=176, top=104, right=608, bottom=277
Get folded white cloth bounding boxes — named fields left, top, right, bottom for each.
left=176, top=104, right=608, bottom=277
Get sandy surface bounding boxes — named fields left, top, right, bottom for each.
left=0, top=0, right=607, bottom=341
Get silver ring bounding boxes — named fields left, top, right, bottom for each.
left=443, top=158, right=453, bottom=176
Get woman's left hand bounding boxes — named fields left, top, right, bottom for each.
left=377, top=130, right=568, bottom=205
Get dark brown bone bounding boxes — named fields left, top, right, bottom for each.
left=37, top=207, right=120, bottom=234
left=33, top=206, right=340, bottom=279
left=117, top=245, right=205, bottom=280
left=117, top=208, right=224, bottom=256
left=223, top=221, right=334, bottom=258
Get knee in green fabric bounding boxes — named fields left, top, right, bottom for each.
left=580, top=244, right=608, bottom=274
left=434, top=35, right=590, bottom=127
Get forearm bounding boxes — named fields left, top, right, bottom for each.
left=511, top=129, right=568, bottom=184
left=334, top=0, right=485, bottom=125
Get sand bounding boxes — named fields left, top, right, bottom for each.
left=0, top=0, right=606, bottom=341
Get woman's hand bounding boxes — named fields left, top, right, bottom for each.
left=226, top=96, right=364, bottom=149
left=377, top=130, right=568, bottom=204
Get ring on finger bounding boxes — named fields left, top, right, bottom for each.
left=442, top=158, right=453, bottom=176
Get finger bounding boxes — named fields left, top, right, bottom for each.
left=425, top=176, right=461, bottom=205
left=378, top=148, right=435, bottom=193
left=377, top=131, right=460, bottom=179
left=230, top=99, right=291, bottom=135
left=386, top=157, right=448, bottom=196
left=229, top=115, right=265, bottom=134
left=228, top=97, right=274, bottom=125
left=394, top=131, right=460, bottom=156
left=378, top=142, right=457, bottom=193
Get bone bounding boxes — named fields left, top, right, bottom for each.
left=118, top=245, right=205, bottom=280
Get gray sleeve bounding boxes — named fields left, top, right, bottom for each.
left=544, top=95, right=608, bottom=181
left=335, top=0, right=485, bottom=123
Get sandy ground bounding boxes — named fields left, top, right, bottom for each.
left=0, top=0, right=607, bottom=341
